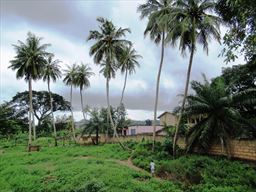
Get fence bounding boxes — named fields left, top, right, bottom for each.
left=80, top=135, right=256, bottom=161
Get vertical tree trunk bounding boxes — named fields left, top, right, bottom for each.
left=28, top=77, right=33, bottom=145
left=173, top=17, right=196, bottom=157
left=48, top=79, right=57, bottom=146
left=120, top=69, right=128, bottom=105
left=106, top=78, right=115, bottom=132
left=70, top=85, right=76, bottom=141
left=152, top=31, right=165, bottom=151
left=96, top=127, right=99, bottom=145
left=80, top=88, right=86, bottom=120
left=32, top=113, right=36, bottom=140
left=173, top=44, right=195, bottom=156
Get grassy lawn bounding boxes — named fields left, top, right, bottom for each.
left=0, top=144, right=181, bottom=192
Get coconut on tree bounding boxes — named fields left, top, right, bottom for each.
left=9, top=32, right=51, bottom=145
left=167, top=0, right=222, bottom=156
left=63, top=64, right=78, bottom=140
left=138, top=0, right=173, bottom=150
left=87, top=17, right=131, bottom=138
left=42, top=55, right=62, bottom=146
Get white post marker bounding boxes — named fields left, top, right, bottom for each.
left=150, top=161, right=155, bottom=176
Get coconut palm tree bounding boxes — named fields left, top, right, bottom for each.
left=74, top=63, right=94, bottom=120
left=87, top=17, right=131, bottom=138
left=63, top=64, right=78, bottom=140
left=42, top=55, right=61, bottom=146
left=184, top=78, right=256, bottom=157
left=138, top=0, right=173, bottom=150
left=168, top=0, right=222, bottom=155
left=9, top=32, right=51, bottom=144
left=119, top=45, right=142, bottom=105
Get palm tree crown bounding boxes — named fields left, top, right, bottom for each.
left=185, top=77, right=256, bottom=153
left=166, top=0, right=222, bottom=54
left=43, top=56, right=62, bottom=83
left=9, top=32, right=51, bottom=80
left=63, top=64, right=78, bottom=86
left=74, top=63, right=94, bottom=90
left=87, top=17, right=131, bottom=66
left=119, top=45, right=141, bottom=75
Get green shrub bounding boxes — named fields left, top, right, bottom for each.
left=76, top=180, right=107, bottom=192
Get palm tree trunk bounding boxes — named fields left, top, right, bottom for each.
left=32, top=111, right=36, bottom=140
left=28, top=77, right=33, bottom=145
left=120, top=69, right=128, bottom=105
left=48, top=79, right=57, bottom=146
left=70, top=85, right=76, bottom=141
left=173, top=43, right=195, bottom=156
left=80, top=88, right=86, bottom=120
left=152, top=31, right=165, bottom=151
left=106, top=78, right=115, bottom=131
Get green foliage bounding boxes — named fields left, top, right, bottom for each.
left=184, top=77, right=256, bottom=152
left=0, top=144, right=179, bottom=192
left=156, top=155, right=256, bottom=192
left=216, top=0, right=256, bottom=62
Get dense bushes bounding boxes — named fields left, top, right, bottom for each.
left=131, top=141, right=256, bottom=192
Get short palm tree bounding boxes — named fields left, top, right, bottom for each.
left=184, top=78, right=256, bottom=157
left=74, top=63, right=94, bottom=120
left=82, top=108, right=104, bottom=145
left=63, top=64, right=78, bottom=140
left=119, top=45, right=142, bottom=105
left=42, top=55, right=62, bottom=145
left=169, top=0, right=222, bottom=155
left=87, top=17, right=131, bottom=138
left=9, top=32, right=51, bottom=144
left=138, top=0, right=173, bottom=150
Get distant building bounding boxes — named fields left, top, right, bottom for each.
left=121, top=125, right=164, bottom=136
left=157, top=112, right=177, bottom=126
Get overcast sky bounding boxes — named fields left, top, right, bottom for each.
left=0, top=0, right=244, bottom=121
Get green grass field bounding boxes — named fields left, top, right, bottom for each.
left=0, top=144, right=181, bottom=192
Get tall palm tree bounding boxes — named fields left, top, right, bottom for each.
left=63, top=64, right=78, bottom=140
left=87, top=17, right=131, bottom=138
left=42, top=55, right=61, bottom=146
left=74, top=63, right=94, bottom=120
left=168, top=0, right=222, bottom=155
left=118, top=45, right=142, bottom=105
left=184, top=78, right=256, bottom=157
left=138, top=0, right=173, bottom=150
left=9, top=32, right=51, bottom=144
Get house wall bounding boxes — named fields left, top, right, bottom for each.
left=127, top=126, right=163, bottom=135
left=159, top=113, right=177, bottom=126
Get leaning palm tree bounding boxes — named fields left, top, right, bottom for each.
left=42, top=55, right=62, bottom=146
left=184, top=78, right=256, bottom=157
left=118, top=45, right=142, bottom=105
left=138, top=0, right=173, bottom=150
left=168, top=0, right=222, bottom=155
left=63, top=64, right=78, bottom=140
left=74, top=63, right=94, bottom=120
left=87, top=17, right=131, bottom=138
left=9, top=32, right=51, bottom=144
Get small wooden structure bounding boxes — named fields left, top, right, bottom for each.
left=28, top=145, right=40, bottom=152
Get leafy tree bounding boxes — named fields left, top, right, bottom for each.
left=87, top=17, right=131, bottom=138
left=9, top=32, right=51, bottom=144
left=169, top=0, right=222, bottom=155
left=118, top=45, right=141, bottom=104
left=145, top=119, right=152, bottom=126
left=0, top=103, right=27, bottom=137
left=184, top=78, right=256, bottom=156
left=74, top=63, right=94, bottom=120
left=63, top=64, right=78, bottom=140
left=216, top=0, right=256, bottom=62
left=8, top=91, right=70, bottom=128
left=42, top=55, right=62, bottom=144
left=138, top=0, right=173, bottom=151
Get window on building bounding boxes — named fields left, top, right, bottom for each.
left=131, top=129, right=136, bottom=135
